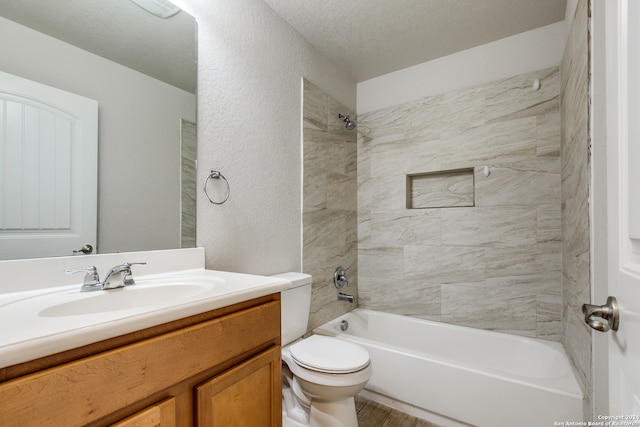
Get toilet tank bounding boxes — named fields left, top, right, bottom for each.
left=271, top=272, right=312, bottom=346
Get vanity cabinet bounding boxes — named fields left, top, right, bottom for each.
left=110, top=398, right=176, bottom=426
left=0, top=294, right=282, bottom=427
left=197, top=346, right=281, bottom=426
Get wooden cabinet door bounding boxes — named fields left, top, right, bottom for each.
left=110, top=398, right=176, bottom=427
left=196, top=347, right=281, bottom=427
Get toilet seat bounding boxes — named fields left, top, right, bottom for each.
left=289, top=335, right=370, bottom=373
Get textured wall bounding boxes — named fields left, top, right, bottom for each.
left=179, top=0, right=356, bottom=276
left=358, top=67, right=562, bottom=339
left=560, top=0, right=591, bottom=414
left=357, top=22, right=566, bottom=115
left=302, top=79, right=358, bottom=330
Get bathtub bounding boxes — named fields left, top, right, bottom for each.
left=313, top=309, right=583, bottom=427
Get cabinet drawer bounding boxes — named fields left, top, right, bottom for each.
left=0, top=300, right=280, bottom=426
left=110, top=397, right=176, bottom=427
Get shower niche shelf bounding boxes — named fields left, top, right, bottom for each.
left=406, top=168, right=475, bottom=209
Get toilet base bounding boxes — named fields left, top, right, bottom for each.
left=282, top=367, right=359, bottom=427
left=309, top=397, right=358, bottom=427
left=282, top=393, right=359, bottom=427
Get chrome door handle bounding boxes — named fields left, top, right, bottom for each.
left=73, top=244, right=93, bottom=255
left=582, top=296, right=619, bottom=332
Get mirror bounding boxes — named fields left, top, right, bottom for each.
left=0, top=0, right=197, bottom=259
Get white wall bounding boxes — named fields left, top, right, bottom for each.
left=357, top=21, right=566, bottom=114
left=173, top=0, right=356, bottom=274
left=0, top=16, right=196, bottom=254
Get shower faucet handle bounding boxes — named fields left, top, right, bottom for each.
left=334, top=266, right=349, bottom=289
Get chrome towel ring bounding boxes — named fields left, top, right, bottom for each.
left=204, top=170, right=230, bottom=205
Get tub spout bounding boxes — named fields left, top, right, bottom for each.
left=338, top=292, right=356, bottom=304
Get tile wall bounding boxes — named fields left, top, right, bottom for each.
left=302, top=79, right=358, bottom=331
left=560, top=0, right=591, bottom=414
left=181, top=120, right=197, bottom=248
left=357, top=67, right=562, bottom=339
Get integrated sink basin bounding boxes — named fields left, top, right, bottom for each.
left=0, top=266, right=291, bottom=369
left=39, top=277, right=221, bottom=317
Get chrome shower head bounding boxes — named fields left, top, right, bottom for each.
left=338, top=113, right=356, bottom=130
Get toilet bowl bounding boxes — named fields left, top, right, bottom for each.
left=273, top=273, right=371, bottom=427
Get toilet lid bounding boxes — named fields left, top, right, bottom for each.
left=289, top=335, right=370, bottom=373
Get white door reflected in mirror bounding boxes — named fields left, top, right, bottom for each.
left=0, top=71, right=97, bottom=260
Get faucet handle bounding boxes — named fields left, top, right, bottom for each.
left=121, top=262, right=146, bottom=286
left=334, top=267, right=349, bottom=289
left=124, top=262, right=147, bottom=267
left=65, top=265, right=101, bottom=291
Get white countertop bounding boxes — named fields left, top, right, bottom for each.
left=0, top=249, right=291, bottom=369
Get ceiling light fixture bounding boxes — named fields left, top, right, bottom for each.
left=130, top=0, right=181, bottom=18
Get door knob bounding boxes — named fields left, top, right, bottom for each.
left=582, top=296, right=619, bottom=332
left=73, top=244, right=93, bottom=255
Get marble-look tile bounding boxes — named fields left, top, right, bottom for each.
left=359, top=103, right=407, bottom=146
left=303, top=209, right=347, bottom=248
left=536, top=297, right=562, bottom=340
left=441, top=207, right=537, bottom=248
left=474, top=161, right=560, bottom=207
left=357, top=177, right=376, bottom=218
left=303, top=78, right=328, bottom=131
left=180, top=120, right=197, bottom=248
left=326, top=173, right=357, bottom=211
left=409, top=169, right=474, bottom=208
left=537, top=107, right=561, bottom=157
left=561, top=121, right=588, bottom=193
left=439, top=85, right=487, bottom=134
left=369, top=137, right=442, bottom=178
left=440, top=117, right=538, bottom=169
left=302, top=160, right=327, bottom=212
left=359, top=245, right=404, bottom=280
left=537, top=203, right=562, bottom=243
left=357, top=214, right=372, bottom=245
left=440, top=281, right=537, bottom=333
left=362, top=279, right=441, bottom=317
left=404, top=245, right=486, bottom=284
left=365, top=174, right=410, bottom=211
left=369, top=209, right=441, bottom=246
left=303, top=79, right=357, bottom=332
left=563, top=192, right=590, bottom=258
left=560, top=0, right=591, bottom=401
left=484, top=244, right=560, bottom=279
left=355, top=66, right=564, bottom=340
left=484, top=68, right=560, bottom=124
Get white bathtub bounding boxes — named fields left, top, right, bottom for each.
left=313, top=309, right=583, bottom=427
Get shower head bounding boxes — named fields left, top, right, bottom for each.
left=338, top=113, right=356, bottom=130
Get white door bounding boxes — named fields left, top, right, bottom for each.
left=596, top=0, right=640, bottom=417
left=0, top=71, right=98, bottom=259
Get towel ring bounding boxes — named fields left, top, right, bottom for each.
left=204, top=170, right=230, bottom=205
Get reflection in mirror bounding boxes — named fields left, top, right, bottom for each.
left=0, top=0, right=197, bottom=260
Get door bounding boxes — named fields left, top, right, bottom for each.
left=196, top=347, right=282, bottom=427
left=597, top=0, right=640, bottom=417
left=0, top=71, right=97, bottom=259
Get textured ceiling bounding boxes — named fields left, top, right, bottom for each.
left=262, top=0, right=568, bottom=82
left=2, top=1, right=567, bottom=90
left=0, top=0, right=196, bottom=93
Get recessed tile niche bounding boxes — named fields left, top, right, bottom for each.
left=406, top=168, right=475, bottom=209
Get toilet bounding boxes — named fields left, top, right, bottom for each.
left=273, top=272, right=371, bottom=427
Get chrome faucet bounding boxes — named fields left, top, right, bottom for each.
left=102, top=262, right=146, bottom=289
left=65, top=262, right=146, bottom=291
left=338, top=292, right=356, bottom=304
